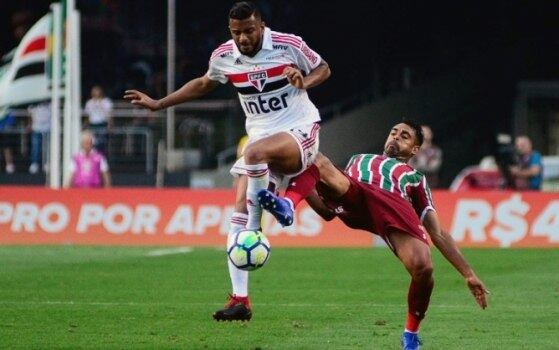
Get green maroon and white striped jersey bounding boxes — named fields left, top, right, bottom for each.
left=345, top=154, right=436, bottom=221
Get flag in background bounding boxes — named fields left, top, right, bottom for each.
left=0, top=14, right=52, bottom=117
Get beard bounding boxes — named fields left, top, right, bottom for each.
left=384, top=141, right=399, bottom=158
left=238, top=39, right=261, bottom=57
left=239, top=45, right=253, bottom=55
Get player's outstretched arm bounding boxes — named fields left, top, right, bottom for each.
left=305, top=190, right=336, bottom=221
left=124, top=75, right=220, bottom=111
left=423, top=210, right=489, bottom=309
left=283, top=59, right=330, bottom=90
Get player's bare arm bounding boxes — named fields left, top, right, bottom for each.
left=283, top=59, right=330, bottom=90
left=509, top=164, right=541, bottom=178
left=305, top=190, right=336, bottom=221
left=301, top=153, right=351, bottom=220
left=123, top=75, right=219, bottom=111
left=103, top=171, right=111, bottom=188
left=422, top=210, right=489, bottom=309
left=313, top=153, right=350, bottom=197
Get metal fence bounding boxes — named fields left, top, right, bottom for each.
left=0, top=99, right=242, bottom=177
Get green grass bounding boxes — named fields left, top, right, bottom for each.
left=0, top=246, right=558, bottom=349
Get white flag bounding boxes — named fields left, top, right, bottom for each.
left=0, top=14, right=52, bottom=116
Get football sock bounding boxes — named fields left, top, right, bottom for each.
left=284, top=164, right=320, bottom=208
left=246, top=163, right=269, bottom=230
left=227, top=212, right=249, bottom=297
left=405, top=275, right=434, bottom=333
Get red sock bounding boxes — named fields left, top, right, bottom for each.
left=405, top=312, right=421, bottom=333
left=284, top=164, right=320, bottom=208
left=405, top=277, right=434, bottom=332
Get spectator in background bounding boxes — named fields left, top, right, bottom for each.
left=509, top=135, right=543, bottom=190
left=450, top=156, right=504, bottom=191
left=84, top=85, right=113, bottom=155
left=67, top=131, right=111, bottom=188
left=409, top=125, right=442, bottom=187
left=27, top=102, right=51, bottom=174
left=0, top=112, right=16, bottom=174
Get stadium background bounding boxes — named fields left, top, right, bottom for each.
left=1, top=2, right=559, bottom=349
left=2, top=0, right=559, bottom=187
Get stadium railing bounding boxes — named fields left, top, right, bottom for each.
left=0, top=99, right=241, bottom=180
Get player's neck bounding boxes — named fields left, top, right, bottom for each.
left=245, top=35, right=264, bottom=58
left=383, top=152, right=407, bottom=163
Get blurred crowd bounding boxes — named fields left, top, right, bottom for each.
left=1, top=1, right=557, bottom=189
left=450, top=134, right=544, bottom=191
left=0, top=86, right=115, bottom=180
left=408, top=125, right=543, bottom=191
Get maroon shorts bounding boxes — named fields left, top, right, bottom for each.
left=320, top=174, right=429, bottom=245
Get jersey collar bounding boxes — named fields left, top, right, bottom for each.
left=232, top=27, right=273, bottom=58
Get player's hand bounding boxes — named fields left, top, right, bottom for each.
left=509, top=165, right=520, bottom=176
left=123, top=90, right=161, bottom=111
left=466, top=275, right=489, bottom=309
left=283, top=67, right=305, bottom=89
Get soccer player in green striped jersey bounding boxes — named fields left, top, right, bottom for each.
left=258, top=120, right=488, bottom=350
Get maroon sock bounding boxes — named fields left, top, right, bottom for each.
left=284, top=164, right=320, bottom=208
left=405, top=277, right=434, bottom=332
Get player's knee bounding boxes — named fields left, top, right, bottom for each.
left=410, top=259, right=433, bottom=281
left=314, top=153, right=332, bottom=172
left=244, top=144, right=266, bottom=164
left=314, top=154, right=338, bottom=181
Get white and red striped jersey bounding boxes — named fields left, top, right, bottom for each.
left=345, top=154, right=436, bottom=221
left=206, top=27, right=322, bottom=138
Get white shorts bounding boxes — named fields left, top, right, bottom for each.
left=230, top=123, right=320, bottom=186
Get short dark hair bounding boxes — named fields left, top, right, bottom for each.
left=401, top=118, right=424, bottom=147
left=229, top=1, right=261, bottom=21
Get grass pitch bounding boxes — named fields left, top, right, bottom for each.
left=0, top=246, right=557, bottom=349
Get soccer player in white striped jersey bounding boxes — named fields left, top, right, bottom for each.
left=124, top=1, right=330, bottom=321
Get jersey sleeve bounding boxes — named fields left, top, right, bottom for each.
left=104, top=98, right=113, bottom=112
left=84, top=100, right=92, bottom=115
left=344, top=154, right=361, bottom=172
left=529, top=152, right=543, bottom=168
left=206, top=57, right=229, bottom=84
left=411, top=175, right=436, bottom=222
left=287, top=38, right=322, bottom=74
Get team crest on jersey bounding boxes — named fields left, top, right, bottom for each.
left=248, top=71, right=268, bottom=92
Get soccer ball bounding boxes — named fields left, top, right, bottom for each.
left=228, top=230, right=271, bottom=271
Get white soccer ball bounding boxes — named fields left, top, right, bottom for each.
left=227, top=230, right=271, bottom=271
